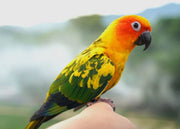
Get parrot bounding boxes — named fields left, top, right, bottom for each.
left=25, top=15, right=151, bottom=129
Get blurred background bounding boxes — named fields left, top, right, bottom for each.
left=0, top=0, right=180, bottom=129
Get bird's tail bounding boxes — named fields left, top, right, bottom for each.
left=25, top=115, right=56, bottom=129
left=25, top=119, right=42, bottom=129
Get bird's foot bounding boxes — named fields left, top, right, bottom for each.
left=87, top=98, right=115, bottom=111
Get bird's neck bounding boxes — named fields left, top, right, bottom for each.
left=97, top=23, right=136, bottom=66
left=105, top=48, right=130, bottom=68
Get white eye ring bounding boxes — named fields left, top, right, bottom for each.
left=131, top=21, right=141, bottom=31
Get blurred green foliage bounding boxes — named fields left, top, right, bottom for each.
left=69, top=15, right=105, bottom=44
left=152, top=17, right=180, bottom=91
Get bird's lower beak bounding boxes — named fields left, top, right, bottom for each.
left=134, top=31, right=151, bottom=51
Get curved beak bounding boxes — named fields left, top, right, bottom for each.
left=134, top=31, right=151, bottom=51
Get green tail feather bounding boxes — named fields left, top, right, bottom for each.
left=25, top=117, right=44, bottom=129
left=25, top=115, right=58, bottom=129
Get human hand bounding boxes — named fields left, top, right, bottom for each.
left=48, top=102, right=136, bottom=129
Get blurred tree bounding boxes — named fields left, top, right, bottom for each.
left=69, top=15, right=105, bottom=45
left=142, top=17, right=180, bottom=119
left=152, top=17, right=180, bottom=93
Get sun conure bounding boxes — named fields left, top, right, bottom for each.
left=25, top=15, right=151, bottom=129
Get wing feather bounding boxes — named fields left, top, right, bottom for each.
left=31, top=47, right=115, bottom=120
left=48, top=47, right=115, bottom=105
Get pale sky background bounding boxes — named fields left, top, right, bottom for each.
left=0, top=0, right=179, bottom=27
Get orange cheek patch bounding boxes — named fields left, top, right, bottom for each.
left=114, top=23, right=140, bottom=51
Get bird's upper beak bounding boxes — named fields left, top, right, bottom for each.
left=134, top=31, right=151, bottom=51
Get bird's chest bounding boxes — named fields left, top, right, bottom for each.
left=105, top=64, right=125, bottom=91
left=104, top=51, right=129, bottom=91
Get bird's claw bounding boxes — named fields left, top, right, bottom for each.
left=87, top=98, right=116, bottom=111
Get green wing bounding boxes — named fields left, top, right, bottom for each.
left=50, top=53, right=115, bottom=104
left=30, top=49, right=115, bottom=121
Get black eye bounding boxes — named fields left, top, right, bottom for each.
left=131, top=21, right=141, bottom=31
